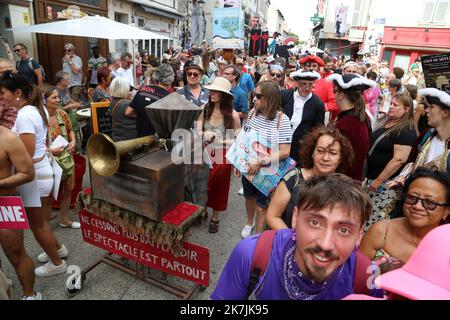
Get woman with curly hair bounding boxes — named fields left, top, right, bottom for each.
left=266, top=126, right=355, bottom=230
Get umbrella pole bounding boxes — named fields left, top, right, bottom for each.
left=132, top=39, right=137, bottom=88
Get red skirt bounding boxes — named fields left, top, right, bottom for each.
left=206, top=148, right=232, bottom=212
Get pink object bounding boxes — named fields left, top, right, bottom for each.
left=375, top=224, right=450, bottom=300
left=342, top=294, right=383, bottom=300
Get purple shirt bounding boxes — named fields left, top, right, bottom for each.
left=211, top=229, right=381, bottom=300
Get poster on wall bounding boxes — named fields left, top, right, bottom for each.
left=421, top=53, right=450, bottom=91
left=212, top=8, right=244, bottom=50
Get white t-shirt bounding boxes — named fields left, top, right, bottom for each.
left=12, top=105, right=48, bottom=159
left=116, top=66, right=135, bottom=87
left=427, top=136, right=446, bottom=164
left=247, top=110, right=293, bottom=146
left=291, top=91, right=312, bottom=133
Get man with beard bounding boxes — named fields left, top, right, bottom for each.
left=212, top=174, right=383, bottom=300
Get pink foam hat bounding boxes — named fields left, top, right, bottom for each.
left=375, top=224, right=450, bottom=300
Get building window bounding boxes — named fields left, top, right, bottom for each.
left=138, top=18, right=145, bottom=28
left=422, top=0, right=449, bottom=23
left=352, top=0, right=362, bottom=26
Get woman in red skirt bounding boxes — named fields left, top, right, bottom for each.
left=198, top=77, right=241, bottom=233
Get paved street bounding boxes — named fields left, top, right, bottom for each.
left=1, top=160, right=248, bottom=300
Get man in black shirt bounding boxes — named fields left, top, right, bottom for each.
left=13, top=43, right=43, bottom=86
left=125, top=63, right=175, bottom=137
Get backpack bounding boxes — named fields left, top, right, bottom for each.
left=17, top=57, right=46, bottom=82
left=247, top=230, right=372, bottom=299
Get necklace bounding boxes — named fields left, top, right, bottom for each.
left=281, top=242, right=344, bottom=300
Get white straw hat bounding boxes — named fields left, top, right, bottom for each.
left=204, top=77, right=233, bottom=96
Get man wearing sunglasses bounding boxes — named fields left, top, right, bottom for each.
left=13, top=43, right=43, bottom=86
left=176, top=58, right=209, bottom=107
left=281, top=70, right=325, bottom=163
left=223, top=65, right=248, bottom=120
left=62, top=43, right=83, bottom=102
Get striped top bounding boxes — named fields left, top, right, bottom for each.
left=246, top=110, right=293, bottom=145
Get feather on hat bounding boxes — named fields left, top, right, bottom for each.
left=419, top=88, right=450, bottom=109
left=327, top=73, right=377, bottom=91
left=290, top=70, right=321, bottom=81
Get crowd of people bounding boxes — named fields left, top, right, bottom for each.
left=0, top=37, right=449, bottom=301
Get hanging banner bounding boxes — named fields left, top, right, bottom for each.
left=212, top=8, right=245, bottom=50
left=335, top=5, right=349, bottom=36
left=0, top=197, right=29, bottom=230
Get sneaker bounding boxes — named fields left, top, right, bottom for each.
left=238, top=187, right=244, bottom=196
left=37, top=244, right=69, bottom=263
left=35, top=260, right=67, bottom=277
left=241, top=224, right=254, bottom=239
left=22, top=291, right=42, bottom=300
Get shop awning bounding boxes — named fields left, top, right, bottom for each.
left=130, top=0, right=183, bottom=20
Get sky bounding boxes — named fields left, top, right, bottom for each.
left=270, top=0, right=317, bottom=41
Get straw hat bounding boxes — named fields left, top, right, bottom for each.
left=204, top=77, right=233, bottom=96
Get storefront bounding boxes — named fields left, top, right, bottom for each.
left=380, top=26, right=450, bottom=72
left=33, top=0, right=109, bottom=83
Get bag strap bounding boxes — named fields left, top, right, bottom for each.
left=55, top=111, right=68, bottom=138
left=247, top=230, right=277, bottom=298
left=353, top=251, right=371, bottom=295
left=111, top=99, right=126, bottom=119
left=368, top=127, right=394, bottom=158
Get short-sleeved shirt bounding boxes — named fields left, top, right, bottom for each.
left=176, top=85, right=209, bottom=107
left=88, top=56, right=108, bottom=85
left=92, top=88, right=110, bottom=102
left=17, top=58, right=41, bottom=85
left=55, top=87, right=78, bottom=130
left=239, top=73, right=255, bottom=94
left=246, top=110, right=293, bottom=145
left=231, top=85, right=248, bottom=113
left=116, top=67, right=135, bottom=88
left=11, top=105, right=48, bottom=159
left=367, top=126, right=417, bottom=180
left=0, top=99, right=17, bottom=129
left=129, top=85, right=169, bottom=137
left=62, top=55, right=83, bottom=87
left=211, top=229, right=376, bottom=300
left=109, top=98, right=136, bottom=142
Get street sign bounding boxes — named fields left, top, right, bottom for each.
left=310, top=17, right=324, bottom=22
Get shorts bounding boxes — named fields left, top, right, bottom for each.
left=35, top=156, right=54, bottom=197
left=242, top=176, right=269, bottom=209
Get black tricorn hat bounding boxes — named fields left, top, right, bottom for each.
left=327, top=73, right=377, bottom=92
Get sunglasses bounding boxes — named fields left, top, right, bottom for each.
left=271, top=73, right=282, bottom=78
left=255, top=93, right=263, bottom=100
left=64, top=49, right=72, bottom=52
left=187, top=72, right=200, bottom=78
left=14, top=49, right=21, bottom=52
left=298, top=82, right=314, bottom=88
left=404, top=194, right=448, bottom=211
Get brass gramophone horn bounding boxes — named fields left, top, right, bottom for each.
left=87, top=133, right=154, bottom=176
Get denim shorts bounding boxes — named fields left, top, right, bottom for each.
left=242, top=176, right=269, bottom=209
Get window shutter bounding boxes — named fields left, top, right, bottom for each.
left=434, top=0, right=449, bottom=22
left=352, top=0, right=362, bottom=26
left=422, top=0, right=436, bottom=22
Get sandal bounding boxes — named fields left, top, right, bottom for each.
left=209, top=219, right=219, bottom=234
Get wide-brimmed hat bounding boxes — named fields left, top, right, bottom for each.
left=185, top=56, right=205, bottom=73
left=290, top=70, right=321, bottom=81
left=327, top=73, right=376, bottom=91
left=374, top=224, right=450, bottom=300
left=204, top=77, right=233, bottom=96
left=419, top=88, right=450, bottom=110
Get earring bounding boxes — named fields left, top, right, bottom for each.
left=16, top=97, right=20, bottom=101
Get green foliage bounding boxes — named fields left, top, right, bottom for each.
left=221, top=17, right=239, bottom=38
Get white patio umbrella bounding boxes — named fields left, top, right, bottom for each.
left=10, top=15, right=169, bottom=89
left=10, top=15, right=169, bottom=40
